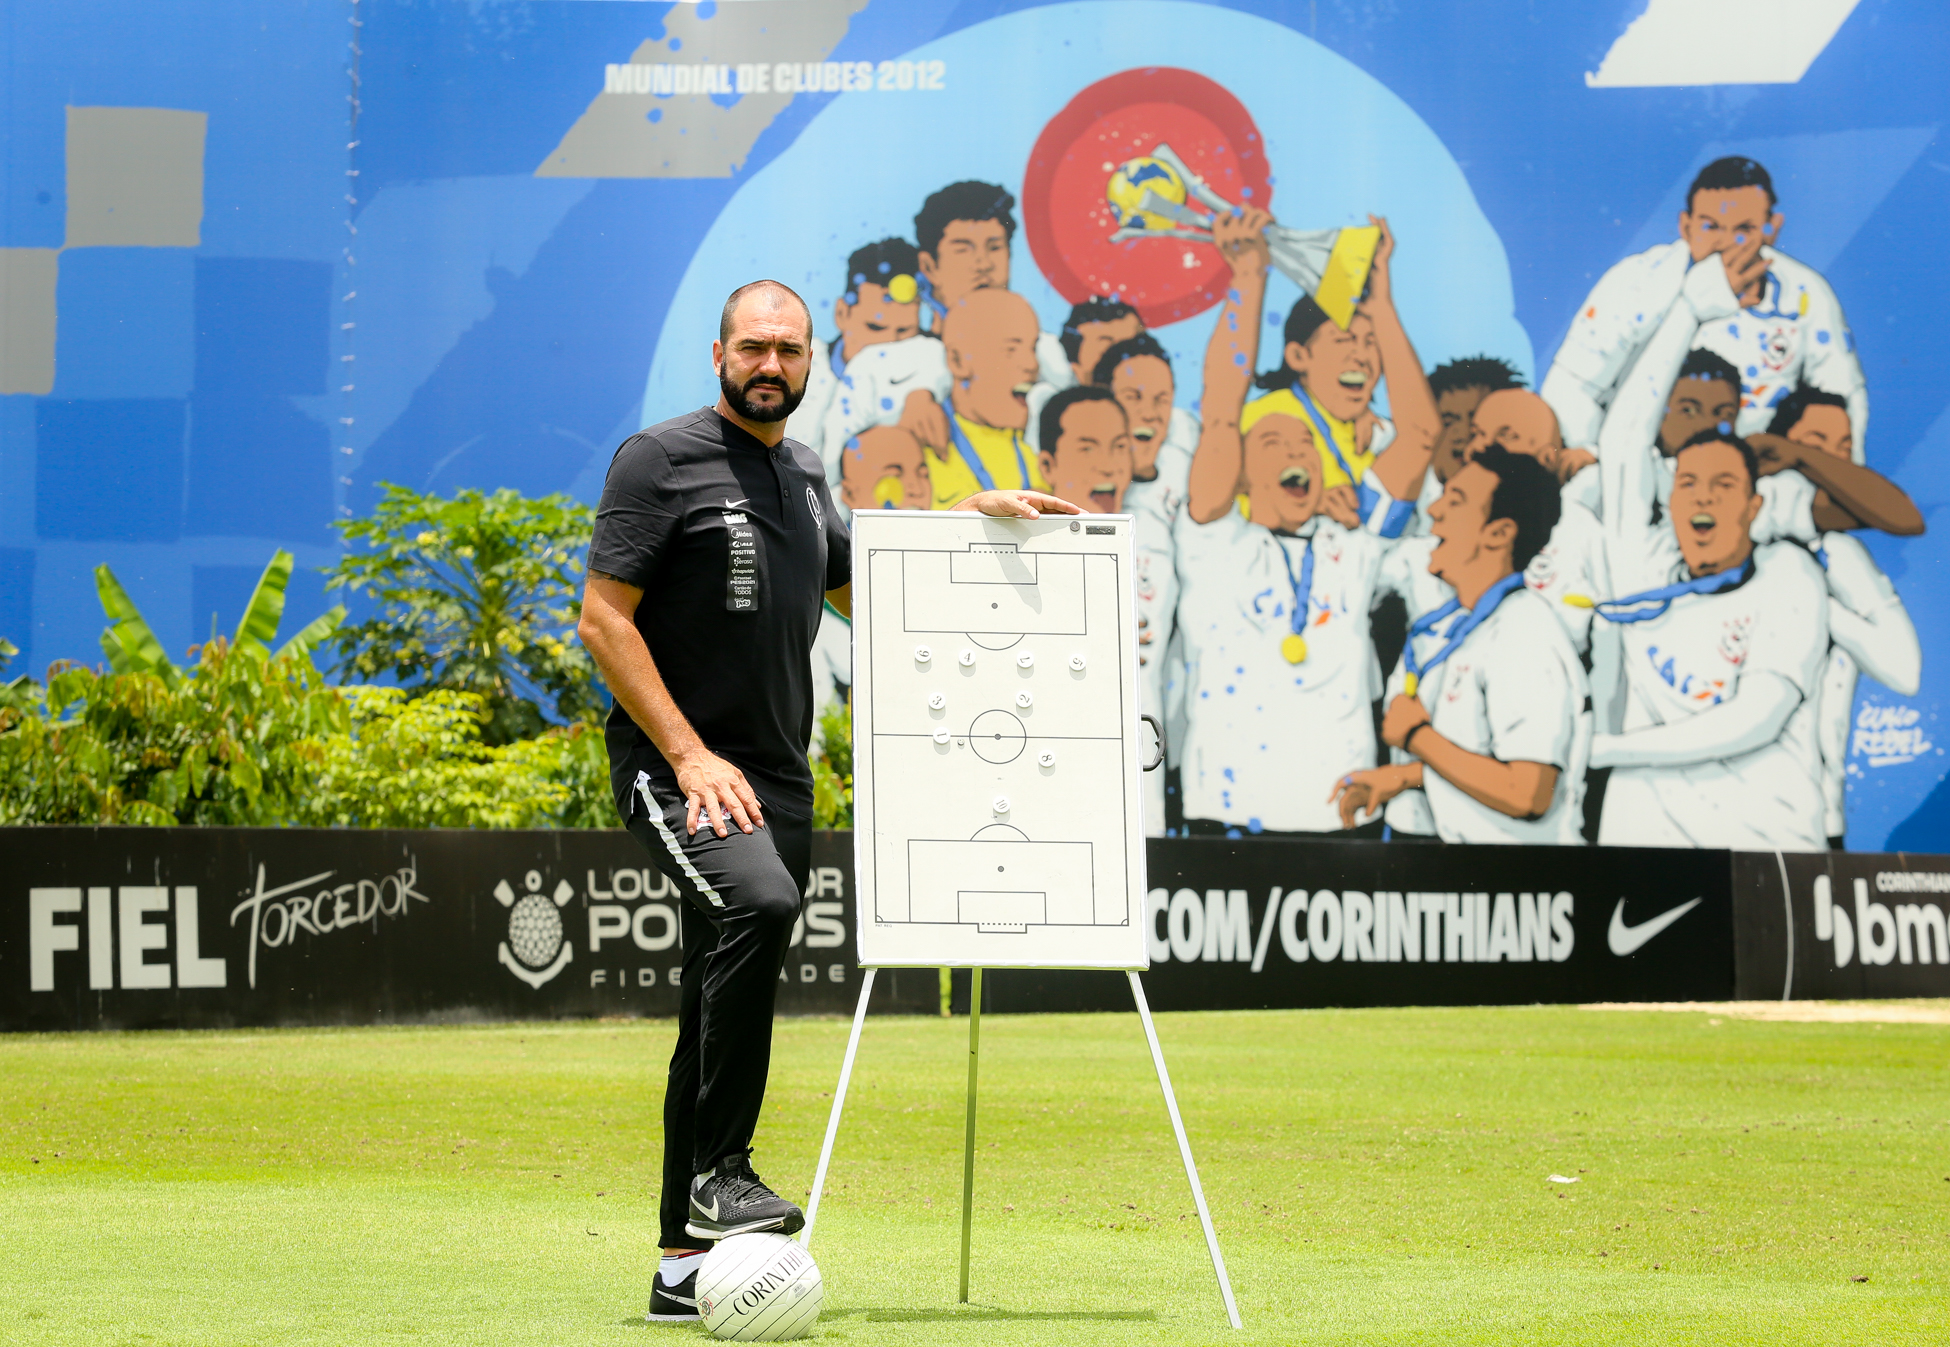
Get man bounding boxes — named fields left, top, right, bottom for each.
left=1543, top=155, right=1868, bottom=456
left=578, top=278, right=1078, bottom=1321
left=1428, top=356, right=1526, bottom=488
left=1332, top=444, right=1591, bottom=843
left=1768, top=386, right=1921, bottom=846
left=1628, top=345, right=1914, bottom=575
left=1062, top=296, right=1144, bottom=387
left=1239, top=216, right=1439, bottom=541
left=819, top=421, right=932, bottom=713
left=1036, top=384, right=1134, bottom=512
left=837, top=425, right=931, bottom=515
left=926, top=288, right=1052, bottom=508
left=1088, top=332, right=1197, bottom=836
left=1462, top=388, right=1609, bottom=657
left=785, top=237, right=922, bottom=474
left=1174, top=207, right=1426, bottom=836
left=913, top=179, right=1074, bottom=391
left=1591, top=261, right=1830, bottom=849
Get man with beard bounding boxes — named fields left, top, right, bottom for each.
left=1589, top=261, right=1830, bottom=849
left=785, top=237, right=922, bottom=474
left=1543, top=156, right=1867, bottom=457
left=1331, top=444, right=1591, bottom=843
left=1174, top=208, right=1430, bottom=837
left=578, top=280, right=1079, bottom=1321
left=1091, top=331, right=1198, bottom=835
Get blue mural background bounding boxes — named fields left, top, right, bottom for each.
left=2, top=0, right=1946, bottom=847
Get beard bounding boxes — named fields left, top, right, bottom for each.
left=718, top=361, right=807, bottom=423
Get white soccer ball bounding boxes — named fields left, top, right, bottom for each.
left=697, top=1233, right=823, bottom=1341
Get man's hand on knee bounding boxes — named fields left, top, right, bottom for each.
left=678, top=749, right=764, bottom=837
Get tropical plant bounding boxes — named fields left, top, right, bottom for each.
left=326, top=484, right=600, bottom=745
left=292, top=687, right=577, bottom=829
left=97, top=550, right=346, bottom=684
left=810, top=695, right=853, bottom=829
left=0, top=641, right=347, bottom=826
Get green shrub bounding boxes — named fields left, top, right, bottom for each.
left=809, top=695, right=853, bottom=829
left=0, top=641, right=346, bottom=827
left=293, top=687, right=573, bottom=829
left=326, top=485, right=599, bottom=745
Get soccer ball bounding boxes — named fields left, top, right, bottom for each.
left=697, top=1233, right=823, bottom=1341
left=1106, top=155, right=1188, bottom=231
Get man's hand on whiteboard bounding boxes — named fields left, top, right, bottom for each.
left=953, top=489, right=1085, bottom=519
left=676, top=747, right=764, bottom=838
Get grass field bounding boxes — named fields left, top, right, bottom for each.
left=3, top=1004, right=1946, bottom=1345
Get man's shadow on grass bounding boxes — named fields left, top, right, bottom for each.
left=622, top=1305, right=1159, bottom=1327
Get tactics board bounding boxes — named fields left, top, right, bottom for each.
left=850, top=510, right=1148, bottom=970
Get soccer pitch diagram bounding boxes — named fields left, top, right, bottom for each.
left=850, top=511, right=1149, bottom=971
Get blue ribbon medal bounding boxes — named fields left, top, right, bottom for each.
left=1277, top=535, right=1316, bottom=663
left=1401, top=571, right=1526, bottom=698
left=1592, top=558, right=1754, bottom=625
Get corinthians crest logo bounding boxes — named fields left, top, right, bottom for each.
left=496, top=869, right=575, bottom=988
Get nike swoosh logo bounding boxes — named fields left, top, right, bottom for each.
left=886, top=372, right=916, bottom=385
left=697, top=1195, right=719, bottom=1220
left=723, top=497, right=749, bottom=509
left=1607, top=897, right=1703, bottom=956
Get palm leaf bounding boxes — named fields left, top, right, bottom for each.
left=234, top=550, right=294, bottom=651
left=94, top=565, right=179, bottom=685
left=274, top=605, right=348, bottom=663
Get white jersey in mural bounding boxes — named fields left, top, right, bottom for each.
left=817, top=334, right=952, bottom=478
left=1593, top=258, right=1830, bottom=849
left=1543, top=239, right=1867, bottom=459
left=1126, top=408, right=1196, bottom=836
left=1815, top=530, right=1921, bottom=842
left=1384, top=585, right=1592, bottom=845
left=1174, top=508, right=1389, bottom=833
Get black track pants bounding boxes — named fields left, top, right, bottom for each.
left=625, top=778, right=808, bottom=1249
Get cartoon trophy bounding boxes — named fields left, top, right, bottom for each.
left=1105, top=143, right=1379, bottom=329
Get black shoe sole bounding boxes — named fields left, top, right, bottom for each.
left=684, top=1208, right=805, bottom=1242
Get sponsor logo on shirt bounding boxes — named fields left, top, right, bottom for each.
left=1645, top=644, right=1729, bottom=705
left=806, top=485, right=824, bottom=531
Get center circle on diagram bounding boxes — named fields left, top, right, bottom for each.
left=967, top=632, right=1024, bottom=652
left=508, top=894, right=564, bottom=967
left=968, top=709, right=1028, bottom=763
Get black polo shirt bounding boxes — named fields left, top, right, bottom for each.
left=588, top=407, right=850, bottom=819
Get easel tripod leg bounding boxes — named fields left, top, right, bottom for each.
left=958, top=967, right=983, bottom=1304
left=1128, top=971, right=1242, bottom=1330
left=801, top=967, right=875, bottom=1250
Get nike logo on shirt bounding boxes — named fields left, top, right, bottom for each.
left=1607, top=897, right=1703, bottom=956
left=723, top=497, right=749, bottom=509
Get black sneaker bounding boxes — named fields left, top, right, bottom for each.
left=685, top=1151, right=805, bottom=1240
left=646, top=1264, right=700, bottom=1322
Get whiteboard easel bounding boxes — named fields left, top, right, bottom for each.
left=799, top=512, right=1239, bottom=1330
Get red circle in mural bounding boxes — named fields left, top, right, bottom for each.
left=1022, top=67, right=1272, bottom=329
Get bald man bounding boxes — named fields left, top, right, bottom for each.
left=927, top=288, right=1052, bottom=508
left=581, top=278, right=1078, bottom=1321
left=1463, top=390, right=1609, bottom=658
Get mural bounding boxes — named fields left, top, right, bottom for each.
left=3, top=0, right=1947, bottom=850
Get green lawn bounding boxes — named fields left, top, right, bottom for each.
left=2, top=1005, right=1945, bottom=1345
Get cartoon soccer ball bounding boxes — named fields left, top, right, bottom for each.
left=1106, top=155, right=1189, bottom=231
left=507, top=893, right=564, bottom=968
left=698, top=1234, right=823, bottom=1341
